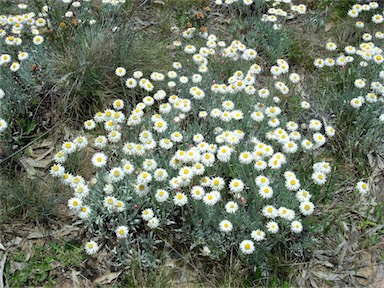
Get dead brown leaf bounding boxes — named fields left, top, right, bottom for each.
left=93, top=270, right=123, bottom=285
left=324, top=22, right=334, bottom=32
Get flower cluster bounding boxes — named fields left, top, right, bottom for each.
left=312, top=1, right=383, bottom=197
left=51, top=26, right=336, bottom=261
left=58, top=0, right=122, bottom=26
left=0, top=5, right=47, bottom=72
left=214, top=0, right=307, bottom=30
left=313, top=1, right=383, bottom=112
left=101, top=0, right=126, bottom=5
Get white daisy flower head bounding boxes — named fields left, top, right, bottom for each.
left=103, top=196, right=117, bottom=210
left=78, top=206, right=91, bottom=220
left=142, top=208, right=154, bottom=221
left=219, top=220, right=233, bottom=233
left=108, top=167, right=125, bottom=183
left=325, top=42, right=337, bottom=51
left=347, top=9, right=359, bottom=17
left=350, top=97, right=364, bottom=108
left=10, top=62, right=20, bottom=72
left=285, top=177, right=301, bottom=191
left=142, top=159, right=157, bottom=171
left=301, top=101, right=310, bottom=109
left=356, top=181, right=369, bottom=195
left=255, top=175, right=270, bottom=187
left=313, top=162, right=331, bottom=174
left=283, top=141, right=298, bottom=154
left=296, top=190, right=312, bottom=202
left=239, top=151, right=253, bottom=164
left=53, top=150, right=67, bottom=164
left=325, top=126, right=335, bottom=137
left=173, top=192, right=188, bottom=206
left=259, top=185, right=274, bottom=199
left=251, top=229, right=266, bottom=241
left=74, top=136, right=88, bottom=149
left=49, top=164, right=65, bottom=177
left=190, top=185, right=205, bottom=200
left=313, top=133, right=326, bottom=146
left=74, top=184, right=90, bottom=199
left=155, top=189, right=169, bottom=203
left=137, top=171, right=152, bottom=184
left=300, top=201, right=315, bottom=216
left=171, top=131, right=183, bottom=142
left=225, top=201, right=239, bottom=213
left=84, top=119, right=96, bottom=130
left=301, top=139, right=314, bottom=150
left=291, top=220, right=303, bottom=233
left=262, top=205, right=278, bottom=219
left=211, top=177, right=225, bottom=190
left=278, top=207, right=295, bottom=221
left=289, top=73, right=301, bottom=83
left=84, top=241, right=99, bottom=255
left=148, top=217, right=160, bottom=229
left=113, top=99, right=124, bottom=110
left=33, top=35, right=44, bottom=45
left=115, top=226, right=128, bottom=238
left=115, top=67, right=126, bottom=77
left=254, top=160, right=267, bottom=171
left=354, top=78, right=366, bottom=89
left=62, top=141, right=76, bottom=154
left=309, top=119, right=322, bottom=131
left=229, top=179, right=245, bottom=193
left=266, top=221, right=279, bottom=234
left=239, top=240, right=255, bottom=255
left=68, top=197, right=82, bottom=210
left=312, top=171, right=327, bottom=185
left=126, top=77, right=139, bottom=89
left=203, top=192, right=219, bottom=206
left=113, top=199, right=125, bottom=212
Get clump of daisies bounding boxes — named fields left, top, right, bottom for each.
left=0, top=3, right=51, bottom=73
left=101, top=0, right=126, bottom=5
left=314, top=1, right=383, bottom=112
left=214, top=0, right=307, bottom=30
left=51, top=27, right=335, bottom=266
left=0, top=0, right=126, bottom=74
